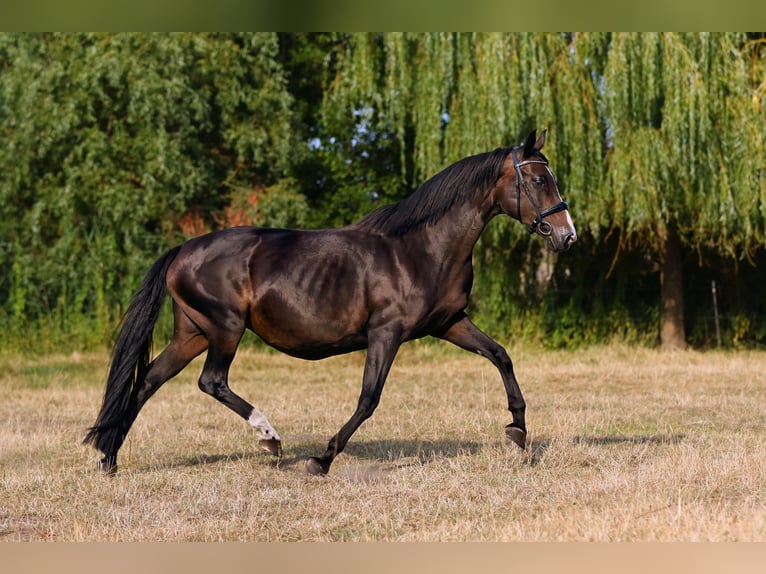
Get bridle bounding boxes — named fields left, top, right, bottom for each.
left=511, top=147, right=569, bottom=237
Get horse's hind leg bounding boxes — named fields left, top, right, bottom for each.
left=196, top=330, right=282, bottom=457
left=99, top=305, right=208, bottom=474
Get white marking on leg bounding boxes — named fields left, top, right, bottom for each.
left=248, top=408, right=280, bottom=441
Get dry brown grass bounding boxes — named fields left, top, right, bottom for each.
left=1, top=342, right=765, bottom=541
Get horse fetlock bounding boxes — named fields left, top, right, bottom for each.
left=247, top=408, right=280, bottom=441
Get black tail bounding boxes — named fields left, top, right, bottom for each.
left=83, top=245, right=182, bottom=456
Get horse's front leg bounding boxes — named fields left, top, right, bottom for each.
left=437, top=313, right=527, bottom=450
left=306, top=326, right=401, bottom=475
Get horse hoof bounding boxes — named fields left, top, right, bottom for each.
left=305, top=457, right=330, bottom=476
left=98, top=457, right=118, bottom=476
left=259, top=438, right=283, bottom=458
left=505, top=425, right=527, bottom=450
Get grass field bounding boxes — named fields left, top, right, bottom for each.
left=1, top=342, right=765, bottom=541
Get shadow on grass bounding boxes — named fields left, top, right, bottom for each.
left=276, top=437, right=485, bottom=473
left=140, top=433, right=685, bottom=474
left=159, top=436, right=485, bottom=475
left=344, top=438, right=483, bottom=462
left=523, top=432, right=686, bottom=466
left=571, top=433, right=686, bottom=446
left=525, top=438, right=551, bottom=466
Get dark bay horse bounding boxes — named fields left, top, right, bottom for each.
left=84, top=129, right=576, bottom=475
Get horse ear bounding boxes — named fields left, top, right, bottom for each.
left=534, top=129, right=546, bottom=152
left=522, top=129, right=540, bottom=158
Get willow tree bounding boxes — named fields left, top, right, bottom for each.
left=321, top=32, right=765, bottom=348
left=599, top=33, right=766, bottom=348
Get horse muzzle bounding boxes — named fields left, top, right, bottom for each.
left=557, top=230, right=577, bottom=251
left=529, top=205, right=576, bottom=252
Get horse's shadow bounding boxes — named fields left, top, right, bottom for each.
left=159, top=437, right=483, bottom=474
left=525, top=432, right=686, bottom=466
left=571, top=433, right=685, bottom=446
left=278, top=437, right=485, bottom=472
left=145, top=432, right=685, bottom=474
left=343, top=438, right=483, bottom=467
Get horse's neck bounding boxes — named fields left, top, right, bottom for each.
left=415, top=195, right=498, bottom=264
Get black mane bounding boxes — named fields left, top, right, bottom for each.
left=354, top=147, right=513, bottom=236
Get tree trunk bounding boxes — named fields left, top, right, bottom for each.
left=660, top=222, right=686, bottom=349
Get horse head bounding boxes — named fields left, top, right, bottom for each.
left=494, top=130, right=577, bottom=252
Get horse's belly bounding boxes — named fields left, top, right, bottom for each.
left=251, top=320, right=369, bottom=360
left=248, top=290, right=369, bottom=360
left=265, top=333, right=369, bottom=361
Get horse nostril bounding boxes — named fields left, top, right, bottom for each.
left=564, top=233, right=577, bottom=249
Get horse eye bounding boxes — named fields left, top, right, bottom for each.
left=533, top=176, right=546, bottom=186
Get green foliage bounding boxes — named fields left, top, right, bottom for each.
left=225, top=180, right=310, bottom=229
